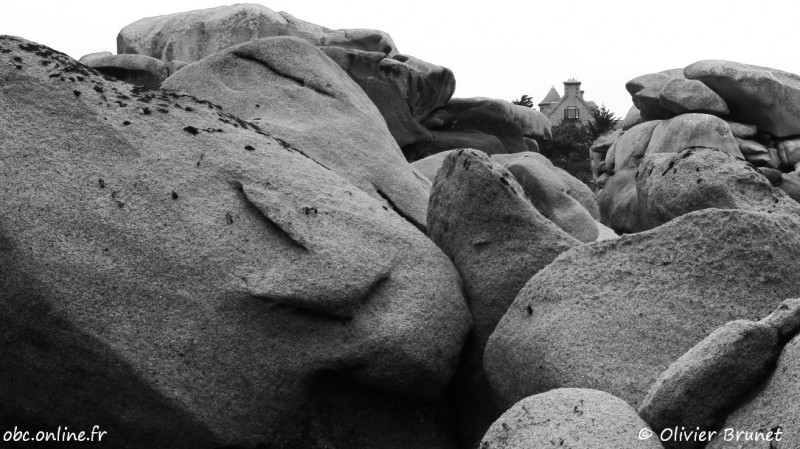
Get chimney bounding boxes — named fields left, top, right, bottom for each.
left=564, top=78, right=581, bottom=98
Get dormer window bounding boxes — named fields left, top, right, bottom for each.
left=564, top=107, right=579, bottom=120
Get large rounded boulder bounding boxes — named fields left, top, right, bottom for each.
left=162, top=36, right=431, bottom=229
left=485, top=208, right=800, bottom=410
left=0, top=36, right=470, bottom=449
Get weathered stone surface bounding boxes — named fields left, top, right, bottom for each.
left=612, top=120, right=661, bottom=171
left=760, top=298, right=800, bottom=343
left=646, top=113, right=743, bottom=159
left=480, top=389, right=663, bottom=449
left=119, top=4, right=455, bottom=152
left=321, top=46, right=454, bottom=148
left=428, top=149, right=577, bottom=446
left=685, top=60, right=800, bottom=138
left=736, top=138, right=775, bottom=166
left=639, top=321, right=779, bottom=449
left=494, top=152, right=600, bottom=220
left=485, top=208, right=800, bottom=410
left=595, top=121, right=659, bottom=233
left=708, top=332, right=800, bottom=449
left=636, top=147, right=800, bottom=230
left=117, top=3, right=395, bottom=63
left=421, top=97, right=552, bottom=156
left=411, top=150, right=455, bottom=182
left=596, top=221, right=619, bottom=241
left=777, top=137, right=800, bottom=171
left=625, top=69, right=683, bottom=120
left=523, top=137, right=539, bottom=153
left=659, top=78, right=729, bottom=115
left=78, top=51, right=112, bottom=63
left=590, top=127, right=623, bottom=178
left=82, top=53, right=168, bottom=89
left=781, top=172, right=800, bottom=203
left=598, top=168, right=642, bottom=233
left=406, top=129, right=506, bottom=161
left=727, top=120, right=758, bottom=138
left=161, top=36, right=430, bottom=228
left=506, top=158, right=598, bottom=242
left=622, top=104, right=645, bottom=130
left=0, top=36, right=470, bottom=449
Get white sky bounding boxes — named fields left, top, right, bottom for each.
left=2, top=0, right=799, bottom=120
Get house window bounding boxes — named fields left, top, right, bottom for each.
left=564, top=107, right=579, bottom=120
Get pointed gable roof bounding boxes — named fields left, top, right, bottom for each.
left=539, top=86, right=561, bottom=105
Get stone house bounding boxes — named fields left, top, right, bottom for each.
left=538, top=79, right=598, bottom=127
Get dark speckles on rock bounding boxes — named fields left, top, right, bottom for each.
left=245, top=145, right=255, bottom=151
left=183, top=126, right=199, bottom=135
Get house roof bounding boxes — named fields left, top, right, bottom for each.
left=545, top=93, right=599, bottom=122
left=538, top=86, right=561, bottom=105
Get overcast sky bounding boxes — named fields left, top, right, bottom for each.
left=2, top=0, right=799, bottom=121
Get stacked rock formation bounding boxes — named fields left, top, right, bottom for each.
left=0, top=34, right=471, bottom=449
left=10, top=4, right=800, bottom=449
left=79, top=3, right=551, bottom=161
left=593, top=61, right=800, bottom=233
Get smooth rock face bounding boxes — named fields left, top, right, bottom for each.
left=625, top=69, right=684, bottom=120
left=685, top=60, right=800, bottom=138
left=321, top=46, right=455, bottom=149
left=418, top=97, right=552, bottom=158
left=78, top=50, right=112, bottom=63
left=646, top=113, right=743, bottom=159
left=0, top=36, right=470, bottom=448
left=485, top=208, right=800, bottom=410
left=427, top=149, right=578, bottom=446
left=659, top=78, right=729, bottom=115
left=82, top=53, right=169, bottom=89
left=416, top=151, right=600, bottom=227
left=638, top=321, right=779, bottom=449
left=161, top=36, right=430, bottom=229
left=411, top=150, right=456, bottom=182
left=506, top=158, right=599, bottom=242
left=777, top=137, right=800, bottom=171
left=479, top=388, right=663, bottom=449
left=612, top=120, right=661, bottom=171
left=622, top=104, right=645, bottom=130
left=407, top=129, right=507, bottom=160
left=636, top=147, right=800, bottom=230
left=760, top=298, right=800, bottom=343
left=590, top=127, right=623, bottom=178
left=597, top=168, right=642, bottom=233
left=494, top=152, right=600, bottom=220
left=708, top=333, right=800, bottom=449
left=781, top=172, right=800, bottom=203
left=117, top=3, right=331, bottom=62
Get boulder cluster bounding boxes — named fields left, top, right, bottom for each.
left=85, top=3, right=551, bottom=163
left=3, top=4, right=800, bottom=449
left=593, top=61, right=800, bottom=233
